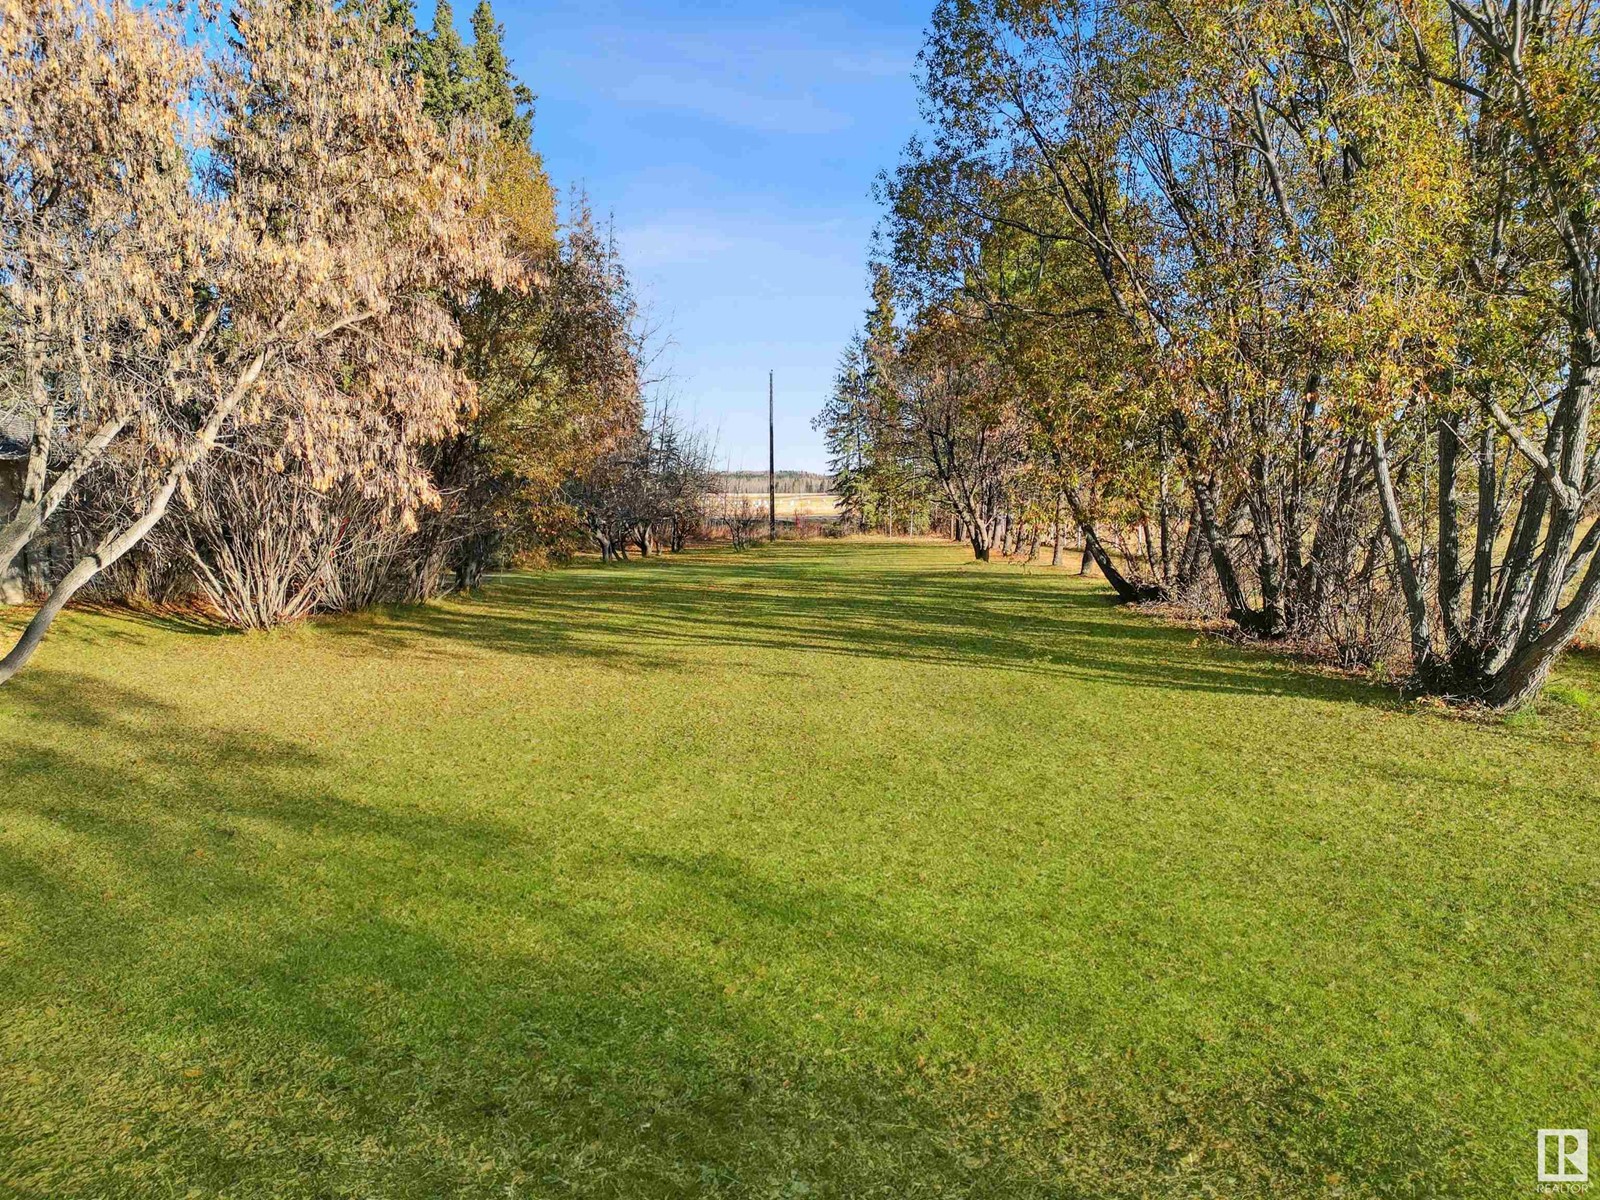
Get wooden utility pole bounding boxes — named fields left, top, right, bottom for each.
left=768, top=370, right=777, bottom=541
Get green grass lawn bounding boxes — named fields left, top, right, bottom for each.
left=1, top=539, right=1596, bottom=1198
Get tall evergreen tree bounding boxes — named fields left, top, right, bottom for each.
left=418, top=0, right=467, bottom=129
left=814, top=266, right=927, bottom=533
left=816, top=342, right=873, bottom=529
left=469, top=1, right=533, bottom=144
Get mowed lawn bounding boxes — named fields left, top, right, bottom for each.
left=1, top=541, right=1596, bottom=1198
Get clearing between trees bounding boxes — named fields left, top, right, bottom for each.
left=1, top=540, right=1594, bottom=1198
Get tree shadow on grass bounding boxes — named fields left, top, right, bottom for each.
left=321, top=549, right=1390, bottom=709
left=0, top=674, right=1088, bottom=1197
left=0, top=669, right=1478, bottom=1199
left=0, top=671, right=519, bottom=956
left=0, top=602, right=230, bottom=670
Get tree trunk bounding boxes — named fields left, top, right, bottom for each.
left=1436, top=414, right=1466, bottom=649
left=0, top=472, right=179, bottom=683
left=1247, top=450, right=1288, bottom=635
left=1484, top=473, right=1550, bottom=668
left=1175, top=517, right=1207, bottom=593
left=0, top=414, right=129, bottom=579
left=454, top=532, right=495, bottom=592
left=1192, top=478, right=1262, bottom=630
left=1484, top=535, right=1600, bottom=710
left=1469, top=422, right=1500, bottom=640
left=0, top=351, right=265, bottom=685
left=1371, top=426, right=1434, bottom=673
left=1065, top=488, right=1164, bottom=602
left=1157, top=433, right=1173, bottom=584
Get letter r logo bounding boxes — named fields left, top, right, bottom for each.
left=1538, top=1129, right=1589, bottom=1183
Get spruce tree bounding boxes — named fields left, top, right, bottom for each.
left=469, top=1, right=534, bottom=144
left=419, top=0, right=467, bottom=129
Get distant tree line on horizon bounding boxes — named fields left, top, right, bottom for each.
left=817, top=0, right=1600, bottom=712
left=0, top=0, right=712, bottom=679
left=712, top=471, right=832, bottom=495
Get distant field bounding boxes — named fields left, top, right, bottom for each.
left=710, top=491, right=840, bottom=520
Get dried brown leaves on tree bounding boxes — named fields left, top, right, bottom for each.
left=0, top=0, right=509, bottom=680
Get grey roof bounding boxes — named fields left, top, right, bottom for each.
left=0, top=412, right=31, bottom=461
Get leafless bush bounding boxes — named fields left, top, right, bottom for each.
left=175, top=454, right=330, bottom=629
left=160, top=440, right=451, bottom=627
left=1308, top=535, right=1411, bottom=672
left=668, top=510, right=708, bottom=551
left=319, top=496, right=449, bottom=612
left=716, top=494, right=764, bottom=550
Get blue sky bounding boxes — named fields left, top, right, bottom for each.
left=424, top=1, right=929, bottom=473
